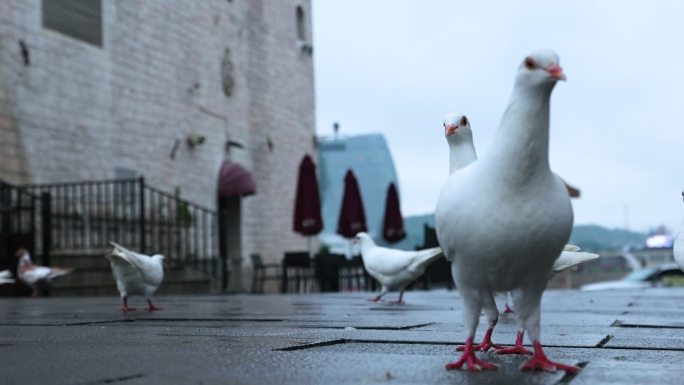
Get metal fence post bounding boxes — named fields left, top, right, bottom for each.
left=40, top=192, right=52, bottom=267
left=139, top=177, right=146, bottom=253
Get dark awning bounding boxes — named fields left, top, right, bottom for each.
left=218, top=161, right=256, bottom=197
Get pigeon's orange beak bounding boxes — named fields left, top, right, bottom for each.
left=547, top=65, right=566, bottom=81
left=444, top=124, right=458, bottom=136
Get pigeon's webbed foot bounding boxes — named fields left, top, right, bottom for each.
left=521, top=341, right=578, bottom=373
left=457, top=327, right=501, bottom=352
left=367, top=295, right=385, bottom=302
left=388, top=291, right=405, bottom=305
left=119, top=297, right=137, bottom=312
left=146, top=300, right=163, bottom=312
left=446, top=338, right=497, bottom=371
left=495, top=331, right=533, bottom=355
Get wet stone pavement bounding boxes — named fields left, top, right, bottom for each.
left=1, top=288, right=683, bottom=384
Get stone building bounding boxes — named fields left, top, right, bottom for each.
left=0, top=0, right=316, bottom=291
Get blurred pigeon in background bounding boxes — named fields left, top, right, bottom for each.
left=354, top=232, right=443, bottom=304
left=15, top=248, right=73, bottom=297
left=0, top=270, right=15, bottom=285
left=106, top=242, right=166, bottom=312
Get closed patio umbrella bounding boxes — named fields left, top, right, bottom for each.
left=293, top=155, right=323, bottom=254
left=382, top=182, right=405, bottom=243
left=336, top=169, right=367, bottom=238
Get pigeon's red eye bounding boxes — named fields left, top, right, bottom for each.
left=524, top=57, right=536, bottom=70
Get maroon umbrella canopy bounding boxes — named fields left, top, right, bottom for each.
left=336, top=169, right=367, bottom=238
left=382, top=182, right=406, bottom=243
left=292, top=155, right=323, bottom=236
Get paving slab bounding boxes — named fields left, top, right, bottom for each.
left=1, top=288, right=684, bottom=384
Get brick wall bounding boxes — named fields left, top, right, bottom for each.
left=0, top=0, right=317, bottom=290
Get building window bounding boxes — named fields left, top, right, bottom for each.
left=42, top=0, right=103, bottom=47
left=296, top=6, right=306, bottom=41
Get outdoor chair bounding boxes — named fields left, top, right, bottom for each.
left=250, top=253, right=281, bottom=294
left=281, top=251, right=317, bottom=293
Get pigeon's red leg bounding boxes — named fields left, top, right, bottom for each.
left=446, top=337, right=497, bottom=371
left=119, top=297, right=137, bottom=312
left=367, top=293, right=386, bottom=302
left=457, top=327, right=502, bottom=352
left=504, top=303, right=515, bottom=314
left=521, top=341, right=578, bottom=372
left=146, top=299, right=163, bottom=312
left=495, top=330, right=533, bottom=355
left=389, top=290, right=405, bottom=305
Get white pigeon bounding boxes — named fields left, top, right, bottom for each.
left=15, top=248, right=73, bottom=296
left=354, top=232, right=443, bottom=304
left=106, top=242, right=166, bottom=312
left=674, top=191, right=684, bottom=272
left=436, top=50, right=577, bottom=372
left=443, top=113, right=599, bottom=353
left=0, top=269, right=15, bottom=285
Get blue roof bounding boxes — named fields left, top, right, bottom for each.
left=318, top=134, right=399, bottom=243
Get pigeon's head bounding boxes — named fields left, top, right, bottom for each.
left=353, top=232, right=374, bottom=246
left=443, top=113, right=473, bottom=143
left=14, top=248, right=28, bottom=259
left=516, top=49, right=566, bottom=88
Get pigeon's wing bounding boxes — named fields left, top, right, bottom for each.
left=563, top=244, right=581, bottom=252
left=106, top=250, right=145, bottom=293
left=110, top=242, right=155, bottom=274
left=553, top=250, right=600, bottom=273
left=405, top=247, right=443, bottom=273
left=20, top=266, right=53, bottom=285
left=364, top=247, right=442, bottom=277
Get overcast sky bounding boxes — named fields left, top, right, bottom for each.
left=312, top=0, right=684, bottom=234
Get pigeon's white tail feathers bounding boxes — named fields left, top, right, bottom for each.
left=553, top=251, right=600, bottom=273
left=563, top=244, right=581, bottom=252
left=408, top=247, right=444, bottom=272
left=0, top=270, right=12, bottom=279
left=47, top=267, right=73, bottom=280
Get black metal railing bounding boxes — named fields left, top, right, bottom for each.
left=24, top=178, right=221, bottom=280
left=0, top=181, right=37, bottom=264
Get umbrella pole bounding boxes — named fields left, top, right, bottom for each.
left=307, top=236, right=312, bottom=257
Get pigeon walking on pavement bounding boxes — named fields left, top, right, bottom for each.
left=354, top=232, right=443, bottom=304
left=436, top=50, right=578, bottom=372
left=674, top=191, right=684, bottom=272
left=442, top=112, right=598, bottom=355
left=15, top=248, right=73, bottom=297
left=106, top=242, right=167, bottom=312
left=0, top=270, right=15, bottom=285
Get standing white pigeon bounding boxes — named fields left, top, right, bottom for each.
left=15, top=248, right=73, bottom=297
left=674, top=191, right=684, bottom=272
left=0, top=270, right=15, bottom=285
left=354, top=232, right=443, bottom=304
left=442, top=113, right=599, bottom=354
left=436, top=50, right=577, bottom=372
left=106, top=242, right=166, bottom=312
